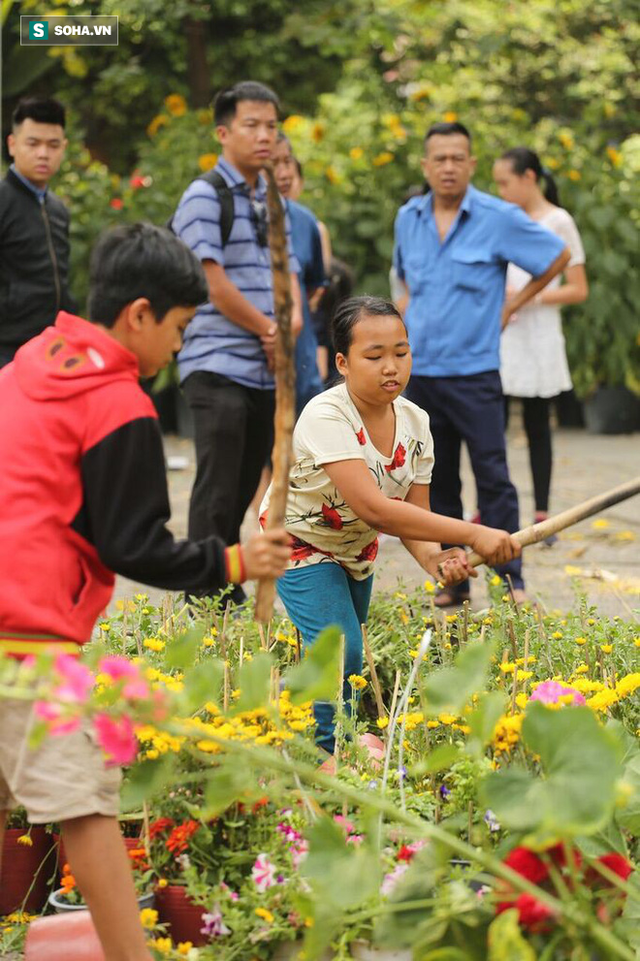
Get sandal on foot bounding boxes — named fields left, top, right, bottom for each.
left=434, top=589, right=471, bottom=608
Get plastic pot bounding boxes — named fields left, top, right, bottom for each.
left=48, top=888, right=155, bottom=913
left=584, top=386, right=640, bottom=434
left=0, top=827, right=54, bottom=914
left=155, top=883, right=208, bottom=946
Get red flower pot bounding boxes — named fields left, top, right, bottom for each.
left=155, top=884, right=208, bottom=946
left=54, top=833, right=142, bottom=874
left=0, top=827, right=54, bottom=914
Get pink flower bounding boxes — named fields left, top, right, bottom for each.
left=333, top=814, right=355, bottom=834
left=34, top=701, right=81, bottom=735
left=290, top=840, right=308, bottom=869
left=252, top=853, right=277, bottom=892
left=53, top=654, right=94, bottom=703
left=93, top=713, right=138, bottom=766
left=201, top=905, right=230, bottom=938
left=98, top=656, right=149, bottom=700
left=381, top=862, right=408, bottom=896
left=530, top=680, right=586, bottom=707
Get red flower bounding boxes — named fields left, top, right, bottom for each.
left=322, top=503, right=343, bottom=530
left=290, top=536, right=316, bottom=562
left=587, top=853, right=633, bottom=887
left=149, top=817, right=175, bottom=841
left=110, top=198, right=123, bottom=210
left=128, top=846, right=150, bottom=871
left=129, top=174, right=146, bottom=189
left=503, top=846, right=548, bottom=885
left=384, top=443, right=406, bottom=473
left=166, top=820, right=200, bottom=855
left=397, top=845, right=416, bottom=862
left=252, top=797, right=269, bottom=813
left=355, top=428, right=366, bottom=446
left=499, top=893, right=557, bottom=932
left=356, top=538, right=379, bottom=563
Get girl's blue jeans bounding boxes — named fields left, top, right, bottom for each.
left=277, top=563, right=374, bottom=754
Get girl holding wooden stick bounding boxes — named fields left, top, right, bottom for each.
left=261, top=295, right=520, bottom=754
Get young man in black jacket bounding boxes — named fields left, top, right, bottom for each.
left=0, top=97, right=76, bottom=367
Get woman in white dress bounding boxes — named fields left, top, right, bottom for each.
left=493, top=148, right=589, bottom=535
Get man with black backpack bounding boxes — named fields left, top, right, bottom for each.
left=171, top=81, right=302, bottom=607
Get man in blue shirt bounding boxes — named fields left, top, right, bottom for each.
left=394, top=122, right=569, bottom=604
left=173, top=81, right=302, bottom=606
left=272, top=133, right=325, bottom=414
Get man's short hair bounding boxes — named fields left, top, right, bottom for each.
left=88, top=223, right=208, bottom=328
left=12, top=97, right=66, bottom=130
left=213, top=81, right=279, bottom=127
left=424, top=121, right=471, bottom=148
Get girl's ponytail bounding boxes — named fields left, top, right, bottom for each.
left=501, top=147, right=563, bottom=208
left=540, top=168, right=560, bottom=207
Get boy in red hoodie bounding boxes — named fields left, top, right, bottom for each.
left=0, top=223, right=291, bottom=960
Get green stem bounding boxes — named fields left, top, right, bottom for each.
left=166, top=721, right=635, bottom=960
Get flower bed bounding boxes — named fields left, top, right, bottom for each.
left=1, top=583, right=638, bottom=960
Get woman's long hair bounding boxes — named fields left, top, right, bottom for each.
left=501, top=147, right=561, bottom=207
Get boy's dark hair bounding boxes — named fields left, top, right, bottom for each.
left=424, top=121, right=471, bottom=148
left=88, top=223, right=208, bottom=327
left=214, top=81, right=279, bottom=127
left=331, top=295, right=406, bottom=356
left=12, top=97, right=66, bottom=130
left=501, top=146, right=561, bottom=207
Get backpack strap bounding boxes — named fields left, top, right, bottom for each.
left=197, top=169, right=234, bottom=248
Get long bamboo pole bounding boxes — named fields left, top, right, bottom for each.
left=255, top=164, right=296, bottom=623
left=465, top=476, right=640, bottom=570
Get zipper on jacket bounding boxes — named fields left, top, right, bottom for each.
left=41, top=203, right=62, bottom=311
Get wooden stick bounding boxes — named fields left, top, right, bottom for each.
left=361, top=624, right=386, bottom=721
left=466, top=477, right=640, bottom=569
left=255, top=163, right=296, bottom=623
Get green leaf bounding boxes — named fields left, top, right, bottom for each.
left=487, top=910, right=536, bottom=960
left=481, top=703, right=623, bottom=841
left=181, top=659, right=223, bottom=713
left=616, top=750, right=640, bottom=834
left=420, top=641, right=494, bottom=715
left=412, top=742, right=461, bottom=775
left=284, top=625, right=342, bottom=705
left=303, top=816, right=380, bottom=910
left=466, top=691, right=507, bottom=751
left=164, top=627, right=202, bottom=670
left=233, top=651, right=272, bottom=713
left=203, top=761, right=255, bottom=816
left=121, top=755, right=176, bottom=809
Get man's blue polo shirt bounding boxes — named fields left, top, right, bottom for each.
left=393, top=184, right=565, bottom=377
left=173, top=157, right=299, bottom=390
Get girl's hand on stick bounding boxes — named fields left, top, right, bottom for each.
left=469, top=526, right=521, bottom=566
left=427, top=547, right=477, bottom=586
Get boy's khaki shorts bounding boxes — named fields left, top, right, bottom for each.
left=0, top=698, right=121, bottom=824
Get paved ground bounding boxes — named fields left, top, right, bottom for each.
left=114, top=408, right=640, bottom=618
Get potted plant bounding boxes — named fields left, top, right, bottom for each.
left=0, top=810, right=55, bottom=915
left=48, top=850, right=155, bottom=913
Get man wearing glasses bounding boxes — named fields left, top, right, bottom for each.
left=172, top=81, right=302, bottom=607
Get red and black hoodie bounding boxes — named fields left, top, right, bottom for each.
left=0, top=312, right=226, bottom=653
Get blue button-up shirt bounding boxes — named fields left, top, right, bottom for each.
left=174, top=157, right=299, bottom=390
left=393, top=184, right=565, bottom=377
